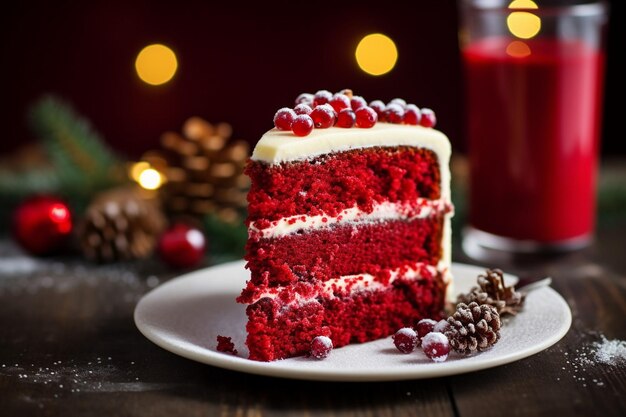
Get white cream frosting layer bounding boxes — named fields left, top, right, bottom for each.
left=249, top=198, right=452, bottom=239
left=250, top=262, right=451, bottom=305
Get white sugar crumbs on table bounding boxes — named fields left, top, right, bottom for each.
left=557, top=333, right=626, bottom=388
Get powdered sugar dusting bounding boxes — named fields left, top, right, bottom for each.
left=594, top=335, right=626, bottom=365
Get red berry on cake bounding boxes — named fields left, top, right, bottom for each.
left=291, top=114, right=314, bottom=136
left=421, top=332, right=450, bottom=362
left=310, top=104, right=336, bottom=128
left=294, top=103, right=313, bottom=115
left=420, top=108, right=437, bottom=128
left=369, top=100, right=386, bottom=121
left=350, top=96, right=367, bottom=111
left=384, top=103, right=404, bottom=124
left=403, top=104, right=422, bottom=125
left=389, top=98, right=407, bottom=108
left=355, top=106, right=377, bottom=128
left=313, top=90, right=333, bottom=107
left=393, top=327, right=418, bottom=354
left=274, top=108, right=296, bottom=131
left=336, top=108, right=356, bottom=128
left=310, top=336, right=333, bottom=359
left=295, top=93, right=314, bottom=107
left=329, top=93, right=351, bottom=113
left=415, top=318, right=437, bottom=346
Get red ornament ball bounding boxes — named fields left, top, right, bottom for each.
left=158, top=223, right=206, bottom=268
left=13, top=195, right=73, bottom=256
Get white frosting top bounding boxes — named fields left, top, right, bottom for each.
left=251, top=124, right=451, bottom=200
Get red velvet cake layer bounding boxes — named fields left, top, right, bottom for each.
left=246, top=147, right=441, bottom=223
left=239, top=217, right=444, bottom=304
left=245, top=274, right=447, bottom=361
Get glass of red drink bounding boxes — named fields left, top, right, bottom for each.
left=459, top=0, right=608, bottom=256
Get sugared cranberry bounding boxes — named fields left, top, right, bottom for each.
left=295, top=93, right=314, bottom=107
left=329, top=93, right=351, bottom=113
left=294, top=103, right=313, bottom=115
left=350, top=95, right=367, bottom=110
left=389, top=98, right=407, bottom=108
left=403, top=104, right=422, bottom=125
left=336, top=108, right=356, bottom=128
left=313, top=90, right=333, bottom=107
left=433, top=319, right=450, bottom=334
left=384, top=103, right=404, bottom=124
left=416, top=318, right=437, bottom=339
left=273, top=107, right=296, bottom=131
left=310, top=336, right=333, bottom=359
left=421, top=332, right=450, bottom=362
left=355, top=106, right=377, bottom=128
left=310, top=104, right=336, bottom=128
left=393, top=327, right=418, bottom=354
left=420, top=108, right=437, bottom=128
left=291, top=114, right=314, bottom=136
left=369, top=100, right=386, bottom=120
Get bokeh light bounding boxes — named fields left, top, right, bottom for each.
left=355, top=33, right=398, bottom=76
left=135, top=44, right=178, bottom=86
left=138, top=168, right=164, bottom=190
left=508, top=1, right=541, bottom=39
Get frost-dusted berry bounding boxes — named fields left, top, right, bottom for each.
left=421, top=332, right=450, bottom=362
left=389, top=98, right=407, bottom=108
left=294, top=103, right=313, bottom=115
left=393, top=327, right=418, bottom=354
left=420, top=108, right=437, bottom=128
left=369, top=100, right=386, bottom=120
left=273, top=107, right=296, bottom=131
left=295, top=93, right=314, bottom=107
left=291, top=114, right=314, bottom=136
left=329, top=93, right=351, bottom=113
left=403, top=104, right=422, bottom=125
left=384, top=103, right=404, bottom=124
left=433, top=319, right=450, bottom=334
left=355, top=106, right=377, bottom=128
left=313, top=90, right=333, bottom=107
left=350, top=95, right=367, bottom=111
left=416, top=318, right=437, bottom=339
left=336, top=108, right=356, bottom=128
left=310, top=336, right=333, bottom=359
left=310, top=104, right=336, bottom=128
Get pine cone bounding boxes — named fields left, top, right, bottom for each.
left=143, top=117, right=250, bottom=223
left=457, top=268, right=525, bottom=316
left=78, top=187, right=166, bottom=262
left=445, top=302, right=501, bottom=354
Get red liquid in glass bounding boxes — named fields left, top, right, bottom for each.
left=463, top=38, right=604, bottom=242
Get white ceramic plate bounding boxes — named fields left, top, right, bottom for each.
left=134, top=261, right=571, bottom=381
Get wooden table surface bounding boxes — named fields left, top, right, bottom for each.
left=1, top=212, right=625, bottom=416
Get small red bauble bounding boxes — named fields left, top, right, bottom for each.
left=13, top=195, right=73, bottom=256
left=291, top=114, right=314, bottom=136
left=158, top=223, right=206, bottom=268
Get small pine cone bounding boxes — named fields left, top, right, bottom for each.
left=458, top=269, right=525, bottom=316
left=445, top=302, right=501, bottom=355
left=78, top=187, right=166, bottom=262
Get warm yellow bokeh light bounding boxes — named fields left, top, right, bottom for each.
left=135, top=44, right=178, bottom=86
left=509, top=0, right=538, bottom=9
left=138, top=168, right=164, bottom=190
left=506, top=40, right=532, bottom=58
left=507, top=11, right=541, bottom=39
left=355, top=33, right=398, bottom=76
left=129, top=161, right=150, bottom=181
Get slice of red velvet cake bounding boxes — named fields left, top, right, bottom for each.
left=238, top=92, right=453, bottom=361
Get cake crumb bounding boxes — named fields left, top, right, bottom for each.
left=216, top=335, right=238, bottom=355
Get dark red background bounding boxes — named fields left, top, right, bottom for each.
left=0, top=0, right=623, bottom=159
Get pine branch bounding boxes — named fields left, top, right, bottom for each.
left=28, top=94, right=126, bottom=193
